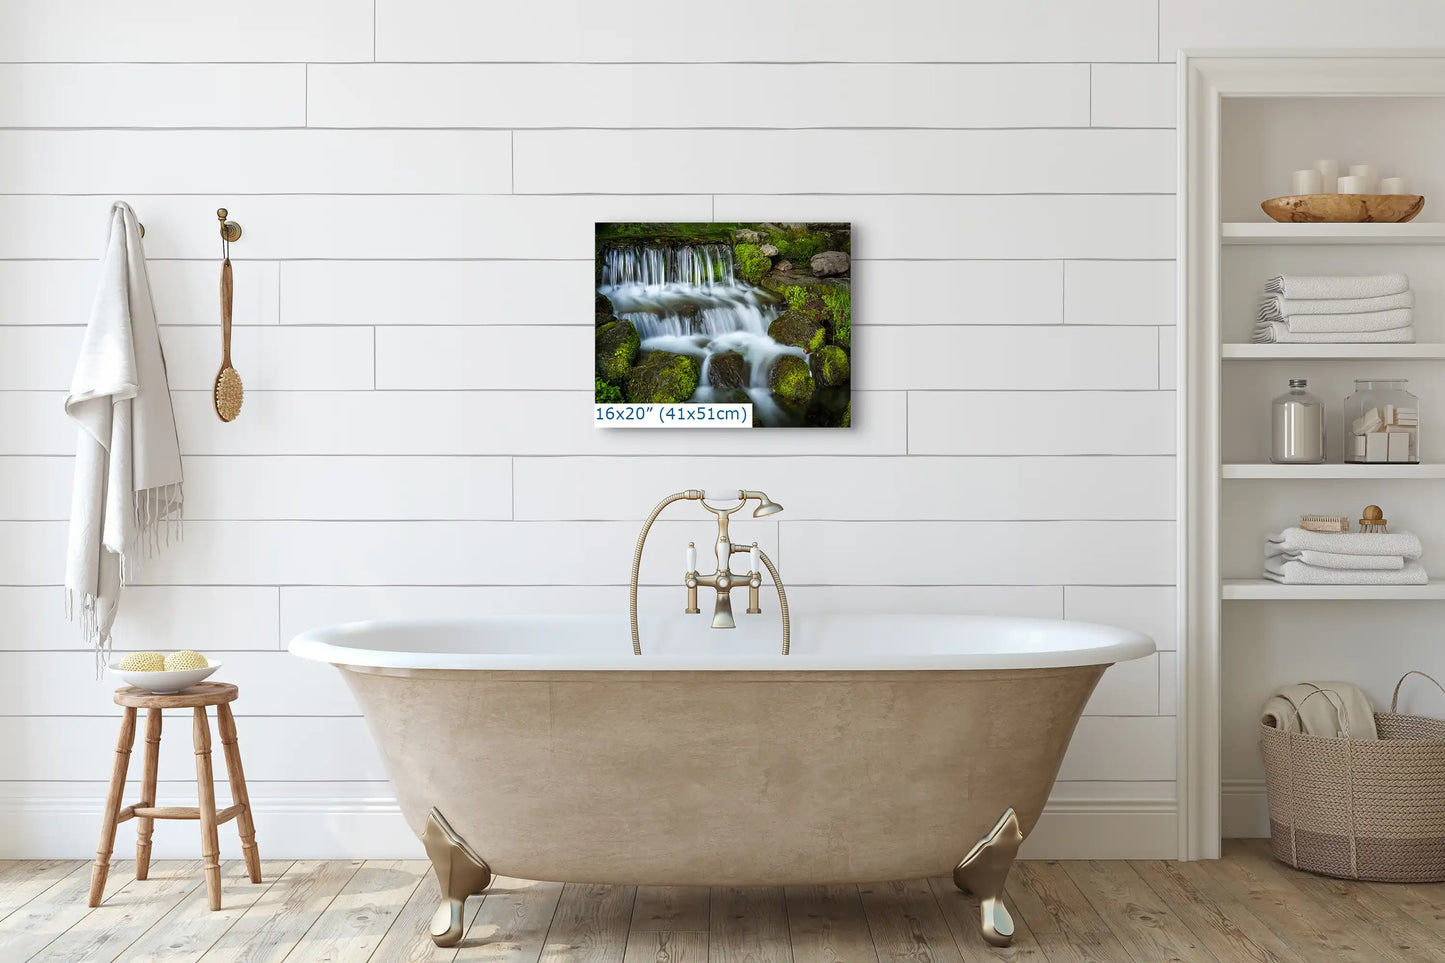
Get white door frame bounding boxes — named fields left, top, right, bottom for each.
left=1178, top=49, right=1445, bottom=859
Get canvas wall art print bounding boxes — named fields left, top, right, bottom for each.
left=595, top=222, right=851, bottom=428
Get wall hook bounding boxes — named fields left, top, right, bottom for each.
left=217, top=208, right=242, bottom=243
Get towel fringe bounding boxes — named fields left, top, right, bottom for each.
left=67, top=481, right=183, bottom=678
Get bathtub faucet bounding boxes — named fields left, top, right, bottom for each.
left=630, top=490, right=791, bottom=655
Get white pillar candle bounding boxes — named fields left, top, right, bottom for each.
left=1336, top=175, right=1368, bottom=194
left=1348, top=164, right=1380, bottom=193
left=1314, top=159, right=1339, bottom=193
left=1381, top=176, right=1409, bottom=194
left=687, top=542, right=696, bottom=572
left=1292, top=169, right=1323, bottom=195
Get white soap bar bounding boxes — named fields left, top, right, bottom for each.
left=1353, top=434, right=1368, bottom=460
left=1382, top=176, right=1409, bottom=194
left=1384, top=404, right=1397, bottom=424
left=1353, top=408, right=1385, bottom=435
left=1366, top=432, right=1389, bottom=462
left=1388, top=432, right=1411, bottom=462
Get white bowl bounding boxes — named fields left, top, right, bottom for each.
left=108, top=661, right=221, bottom=695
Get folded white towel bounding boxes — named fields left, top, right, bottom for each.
left=1267, top=527, right=1423, bottom=559
left=1259, top=291, right=1414, bottom=323
left=1266, top=274, right=1410, bottom=299
left=1253, top=321, right=1416, bottom=343
left=1261, top=682, right=1378, bottom=740
left=1270, top=549, right=1405, bottom=571
left=1257, top=305, right=1414, bottom=334
left=1264, top=558, right=1428, bottom=584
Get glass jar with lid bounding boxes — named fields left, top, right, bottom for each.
left=1344, top=379, right=1419, bottom=464
left=1270, top=379, right=1326, bottom=464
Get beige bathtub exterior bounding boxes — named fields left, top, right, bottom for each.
left=342, top=664, right=1105, bottom=885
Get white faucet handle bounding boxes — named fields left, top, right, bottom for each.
left=687, top=542, right=697, bottom=572
left=750, top=542, right=759, bottom=573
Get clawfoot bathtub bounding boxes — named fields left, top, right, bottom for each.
left=289, top=614, right=1153, bottom=948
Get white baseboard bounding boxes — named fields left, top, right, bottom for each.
left=1221, top=779, right=1271, bottom=839
left=0, top=790, right=1180, bottom=861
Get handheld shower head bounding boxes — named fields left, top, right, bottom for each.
left=751, top=493, right=784, bottom=517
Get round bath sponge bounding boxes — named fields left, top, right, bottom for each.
left=164, top=650, right=208, bottom=671
left=118, top=651, right=165, bottom=671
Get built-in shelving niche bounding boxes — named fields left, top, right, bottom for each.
left=1209, top=87, right=1445, bottom=842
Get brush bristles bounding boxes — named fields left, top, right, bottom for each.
left=215, top=367, right=244, bottom=422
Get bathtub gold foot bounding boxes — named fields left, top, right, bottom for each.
left=422, top=807, right=492, bottom=948
left=953, top=807, right=1023, bottom=948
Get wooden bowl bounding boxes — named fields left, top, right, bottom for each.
left=1261, top=193, right=1424, bottom=223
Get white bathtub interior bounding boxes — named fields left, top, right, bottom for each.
left=289, top=614, right=1154, bottom=671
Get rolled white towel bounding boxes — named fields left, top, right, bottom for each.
left=1257, top=304, right=1413, bottom=334
left=1269, top=549, right=1405, bottom=571
left=1253, top=321, right=1415, bottom=344
left=1261, top=682, right=1378, bottom=740
left=1266, top=274, right=1409, bottom=299
left=1263, top=558, right=1428, bottom=584
left=1267, top=527, right=1423, bottom=559
left=1258, top=290, right=1414, bottom=322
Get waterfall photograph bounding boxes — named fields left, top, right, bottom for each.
left=595, top=222, right=852, bottom=428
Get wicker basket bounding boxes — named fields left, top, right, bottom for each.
left=1260, top=671, right=1445, bottom=882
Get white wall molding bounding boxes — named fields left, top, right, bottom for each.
left=1221, top=779, right=1272, bottom=840
left=0, top=789, right=1178, bottom=862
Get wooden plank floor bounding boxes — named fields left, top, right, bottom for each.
left=3, top=842, right=1443, bottom=962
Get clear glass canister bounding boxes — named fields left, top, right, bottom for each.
left=1271, top=378, right=1326, bottom=464
left=1344, top=379, right=1419, bottom=464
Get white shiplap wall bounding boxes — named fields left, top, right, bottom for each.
left=3, top=0, right=1440, bottom=861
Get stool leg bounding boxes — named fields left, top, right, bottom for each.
left=135, top=708, right=163, bottom=880
left=193, top=707, right=222, bottom=911
left=90, top=707, right=136, bottom=907
left=216, top=704, right=261, bottom=883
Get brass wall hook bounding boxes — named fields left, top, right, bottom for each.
left=217, top=208, right=242, bottom=243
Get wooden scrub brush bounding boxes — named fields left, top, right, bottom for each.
left=214, top=250, right=243, bottom=422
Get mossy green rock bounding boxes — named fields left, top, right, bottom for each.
left=733, top=243, right=772, bottom=285
left=810, top=345, right=850, bottom=387
left=595, top=320, right=639, bottom=383
left=626, top=350, right=700, bottom=405
left=768, top=355, right=816, bottom=406
left=767, top=311, right=826, bottom=353
left=707, top=351, right=748, bottom=389
left=841, top=402, right=851, bottom=428
left=596, top=293, right=615, bottom=316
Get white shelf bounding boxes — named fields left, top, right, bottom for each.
left=1223, top=463, right=1445, bottom=479
left=1222, top=343, right=1445, bottom=360
left=1222, top=222, right=1445, bottom=244
left=1223, top=579, right=1445, bottom=601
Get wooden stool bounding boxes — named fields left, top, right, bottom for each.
left=90, top=683, right=260, bottom=910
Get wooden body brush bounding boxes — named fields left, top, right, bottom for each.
left=214, top=256, right=243, bottom=421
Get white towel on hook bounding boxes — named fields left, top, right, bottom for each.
left=1267, top=527, right=1423, bottom=559
left=1265, top=274, right=1409, bottom=299
left=64, top=201, right=184, bottom=672
left=1263, top=558, right=1429, bottom=585
left=1252, top=321, right=1416, bottom=344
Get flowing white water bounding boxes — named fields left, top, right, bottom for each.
left=598, top=242, right=805, bottom=424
